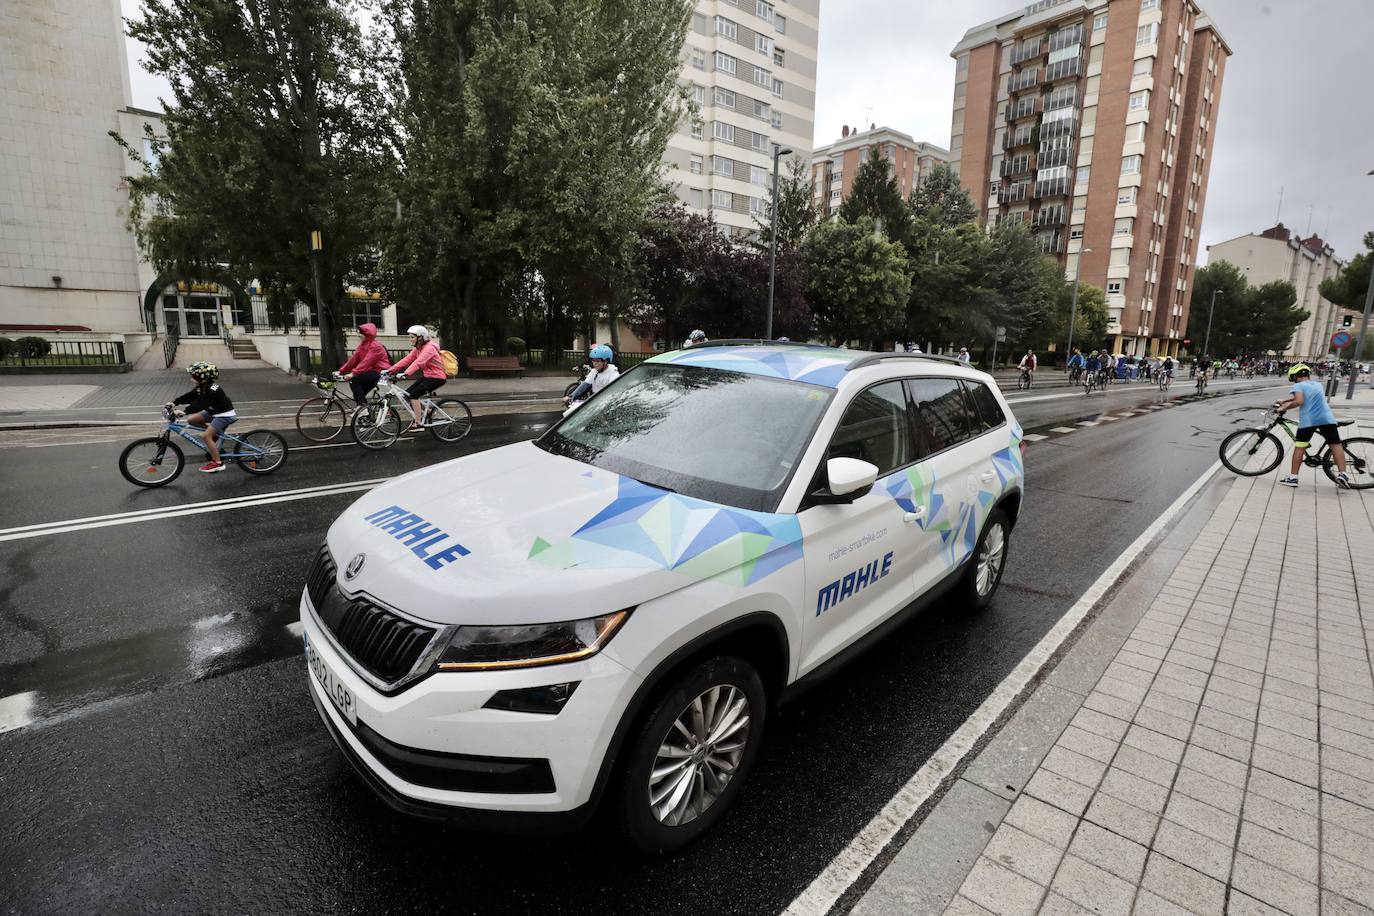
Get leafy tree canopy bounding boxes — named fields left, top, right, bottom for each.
left=1187, top=261, right=1307, bottom=356
left=1319, top=230, right=1373, bottom=313
left=803, top=217, right=911, bottom=347
left=750, top=155, right=819, bottom=252
left=839, top=147, right=910, bottom=242
left=908, top=163, right=977, bottom=230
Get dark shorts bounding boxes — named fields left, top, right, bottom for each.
left=405, top=377, right=444, bottom=399
left=1295, top=424, right=1340, bottom=446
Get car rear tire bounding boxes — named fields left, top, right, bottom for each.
left=961, top=508, right=1011, bottom=610
left=614, top=655, right=766, bottom=854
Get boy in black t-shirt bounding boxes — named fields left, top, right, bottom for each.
left=169, top=362, right=237, bottom=472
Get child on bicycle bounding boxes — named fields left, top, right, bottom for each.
left=337, top=322, right=392, bottom=407
left=1275, top=363, right=1351, bottom=489
left=168, top=361, right=235, bottom=473
left=390, top=325, right=446, bottom=433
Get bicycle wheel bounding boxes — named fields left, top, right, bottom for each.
left=428, top=398, right=474, bottom=443
left=352, top=404, right=401, bottom=450
left=1220, top=429, right=1284, bottom=477
left=1016, top=374, right=1030, bottom=390
left=295, top=396, right=348, bottom=442
left=119, top=438, right=184, bottom=487
left=235, top=430, right=289, bottom=474
left=1325, top=437, right=1374, bottom=489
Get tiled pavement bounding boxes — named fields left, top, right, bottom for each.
left=945, top=469, right=1374, bottom=914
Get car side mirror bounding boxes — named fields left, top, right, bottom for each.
left=810, top=457, right=880, bottom=505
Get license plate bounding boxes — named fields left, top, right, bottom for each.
left=306, top=635, right=357, bottom=727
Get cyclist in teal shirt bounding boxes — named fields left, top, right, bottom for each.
left=1274, top=363, right=1350, bottom=488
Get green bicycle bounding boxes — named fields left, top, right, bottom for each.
left=1219, top=407, right=1373, bottom=487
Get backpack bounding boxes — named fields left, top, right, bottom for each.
left=440, top=349, right=459, bottom=378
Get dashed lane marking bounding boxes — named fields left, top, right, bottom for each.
left=1022, top=433, right=1048, bottom=442
left=1049, top=427, right=1077, bottom=433
left=1076, top=421, right=1099, bottom=427
left=1100, top=416, right=1120, bottom=421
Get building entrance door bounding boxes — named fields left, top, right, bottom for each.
left=163, top=293, right=223, bottom=338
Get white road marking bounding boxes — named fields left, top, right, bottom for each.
left=1100, top=416, right=1120, bottom=421
left=0, top=477, right=392, bottom=543
left=783, top=456, right=1231, bottom=916
left=1003, top=378, right=1285, bottom=406
left=1076, top=421, right=1099, bottom=427
left=1022, top=434, right=1048, bottom=442
left=1049, top=427, right=1077, bottom=434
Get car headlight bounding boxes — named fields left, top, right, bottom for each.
left=433, top=610, right=630, bottom=671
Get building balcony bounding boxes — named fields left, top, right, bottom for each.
left=1036, top=147, right=1072, bottom=169
left=1009, top=40, right=1044, bottom=66
left=1003, top=128, right=1036, bottom=150
left=1006, top=68, right=1042, bottom=94
left=1004, top=98, right=1042, bottom=123
left=1039, top=116, right=1077, bottom=140
left=1000, top=156, right=1035, bottom=178
left=1045, top=55, right=1084, bottom=82
left=1034, top=176, right=1071, bottom=198
left=997, top=183, right=1030, bottom=205
left=1033, top=205, right=1066, bottom=227
left=1036, top=231, right=1066, bottom=254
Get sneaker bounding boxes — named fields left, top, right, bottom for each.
left=1279, top=475, right=1299, bottom=488
left=199, top=461, right=225, bottom=473
left=1336, top=472, right=1352, bottom=490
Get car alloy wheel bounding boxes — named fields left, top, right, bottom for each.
left=975, top=521, right=1006, bottom=597
left=647, top=684, right=751, bottom=827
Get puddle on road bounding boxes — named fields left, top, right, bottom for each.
left=0, top=599, right=305, bottom=735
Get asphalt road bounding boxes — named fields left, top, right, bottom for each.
left=0, top=377, right=1289, bottom=915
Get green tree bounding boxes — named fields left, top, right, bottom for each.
left=839, top=147, right=910, bottom=241
left=803, top=217, right=911, bottom=347
left=1187, top=261, right=1307, bottom=356
left=750, top=155, right=819, bottom=252
left=116, top=0, right=393, bottom=368
left=1320, top=231, right=1373, bottom=312
left=908, top=163, right=977, bottom=229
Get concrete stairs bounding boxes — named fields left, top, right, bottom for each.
left=228, top=337, right=260, bottom=360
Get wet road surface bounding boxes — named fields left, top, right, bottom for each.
left=0, top=380, right=1288, bottom=914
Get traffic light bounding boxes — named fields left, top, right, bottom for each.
left=1342, top=314, right=1354, bottom=328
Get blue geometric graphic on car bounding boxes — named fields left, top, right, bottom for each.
left=646, top=345, right=852, bottom=388
left=528, top=475, right=803, bottom=586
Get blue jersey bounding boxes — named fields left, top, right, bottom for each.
left=1291, top=380, right=1336, bottom=428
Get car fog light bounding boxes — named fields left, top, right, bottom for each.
left=483, top=682, right=581, bottom=715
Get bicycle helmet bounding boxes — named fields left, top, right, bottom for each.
left=589, top=344, right=613, bottom=361
left=688, top=329, right=707, bottom=343
left=406, top=324, right=430, bottom=340
left=1287, top=363, right=1311, bottom=380
left=187, top=361, right=218, bottom=382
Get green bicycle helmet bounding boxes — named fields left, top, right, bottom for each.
left=1287, top=363, right=1311, bottom=380
left=187, top=361, right=219, bottom=382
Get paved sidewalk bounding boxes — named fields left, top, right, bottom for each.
left=938, top=479, right=1374, bottom=914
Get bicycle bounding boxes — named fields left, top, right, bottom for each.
left=1195, top=373, right=1208, bottom=395
left=1219, top=407, right=1372, bottom=487
left=1016, top=368, right=1033, bottom=390
left=1068, top=366, right=1083, bottom=385
left=1083, top=369, right=1099, bottom=395
left=119, top=406, right=289, bottom=487
left=1158, top=370, right=1172, bottom=392
left=295, top=374, right=379, bottom=443
left=350, top=373, right=473, bottom=450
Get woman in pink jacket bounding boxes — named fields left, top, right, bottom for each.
left=390, top=324, right=447, bottom=432
left=337, top=322, right=392, bottom=407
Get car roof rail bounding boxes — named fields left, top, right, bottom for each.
left=845, top=351, right=965, bottom=371
left=687, top=338, right=834, bottom=350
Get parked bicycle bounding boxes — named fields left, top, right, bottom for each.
left=295, top=374, right=378, bottom=443
left=1219, top=407, right=1372, bottom=487
left=120, top=406, right=288, bottom=487
left=351, top=372, right=473, bottom=450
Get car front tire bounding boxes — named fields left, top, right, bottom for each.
left=962, top=508, right=1011, bottom=610
left=614, top=655, right=766, bottom=854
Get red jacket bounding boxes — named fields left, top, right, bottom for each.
left=339, top=323, right=392, bottom=374
left=392, top=339, right=446, bottom=380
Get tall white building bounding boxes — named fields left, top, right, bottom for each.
left=666, top=0, right=820, bottom=239
left=1206, top=223, right=1352, bottom=360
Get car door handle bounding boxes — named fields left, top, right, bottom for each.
left=980, top=471, right=997, bottom=482
left=903, top=507, right=926, bottom=524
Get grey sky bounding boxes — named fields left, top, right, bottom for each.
left=123, top=0, right=1373, bottom=261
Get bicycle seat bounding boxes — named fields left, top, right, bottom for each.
left=1338, top=420, right=1355, bottom=427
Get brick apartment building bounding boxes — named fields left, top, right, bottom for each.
left=810, top=125, right=950, bottom=220
left=950, top=0, right=1231, bottom=357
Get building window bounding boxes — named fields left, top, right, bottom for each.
left=690, top=47, right=706, bottom=70
left=715, top=51, right=737, bottom=74
left=1107, top=280, right=1123, bottom=294
left=690, top=120, right=703, bottom=139
left=752, top=131, right=769, bottom=151
left=771, top=110, right=783, bottom=128
left=713, top=121, right=734, bottom=141
left=755, top=0, right=774, bottom=23
left=712, top=155, right=734, bottom=177
left=1118, top=187, right=1137, bottom=205
left=1136, top=22, right=1159, bottom=45
left=1133, top=57, right=1154, bottom=78
left=1075, top=165, right=1090, bottom=185
left=773, top=47, right=785, bottom=66
left=753, top=98, right=770, bottom=119
left=1110, top=248, right=1130, bottom=266
left=1122, top=155, right=1142, bottom=174
left=1114, top=217, right=1133, bottom=235
left=751, top=165, right=768, bottom=185
left=690, top=83, right=705, bottom=105
left=690, top=154, right=703, bottom=174
left=1141, top=0, right=1160, bottom=10
left=688, top=188, right=704, bottom=209
left=716, top=87, right=736, bottom=108
left=772, top=78, right=784, bottom=97
left=712, top=189, right=733, bottom=208
left=756, top=34, right=772, bottom=56
left=830, top=189, right=841, bottom=201
left=774, top=13, right=786, bottom=33
left=1125, top=122, right=1147, bottom=142
left=1070, top=226, right=1084, bottom=240
left=715, top=16, right=737, bottom=39
left=1093, top=12, right=1107, bottom=30
left=1128, top=90, right=1149, bottom=111
left=754, top=66, right=772, bottom=88
left=749, top=196, right=766, bottom=215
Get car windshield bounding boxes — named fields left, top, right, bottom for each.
left=537, top=363, right=832, bottom=511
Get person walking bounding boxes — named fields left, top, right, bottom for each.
left=1275, top=363, right=1351, bottom=488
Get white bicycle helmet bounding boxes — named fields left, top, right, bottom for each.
left=407, top=324, right=431, bottom=340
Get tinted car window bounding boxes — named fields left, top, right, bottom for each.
left=908, top=377, right=975, bottom=454
left=963, top=381, right=1006, bottom=433
left=826, top=381, right=914, bottom=476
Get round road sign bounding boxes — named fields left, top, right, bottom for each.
left=1331, top=330, right=1353, bottom=349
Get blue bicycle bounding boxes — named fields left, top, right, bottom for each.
left=119, top=406, right=289, bottom=487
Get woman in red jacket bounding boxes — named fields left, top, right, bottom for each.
left=390, top=325, right=447, bottom=432
left=337, top=322, right=392, bottom=407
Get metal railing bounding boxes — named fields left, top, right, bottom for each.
left=1034, top=176, right=1072, bottom=198
left=998, top=183, right=1030, bottom=205
left=1006, top=68, right=1041, bottom=93
left=0, top=339, right=128, bottom=367
left=1046, top=55, right=1084, bottom=82
left=164, top=329, right=180, bottom=368
left=1009, top=40, right=1043, bottom=65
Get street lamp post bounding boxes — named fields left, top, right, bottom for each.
left=766, top=144, right=793, bottom=340
left=1202, top=288, right=1223, bottom=359
left=1344, top=170, right=1374, bottom=399
left=1065, top=247, right=1092, bottom=364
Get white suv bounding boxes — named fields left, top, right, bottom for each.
left=302, top=342, right=1025, bottom=851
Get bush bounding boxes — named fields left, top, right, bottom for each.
left=16, top=336, right=52, bottom=358
left=0, top=337, right=14, bottom=358
left=504, top=336, right=527, bottom=357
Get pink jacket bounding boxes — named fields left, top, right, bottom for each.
left=339, top=323, right=392, bottom=375
left=392, top=339, right=446, bottom=380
